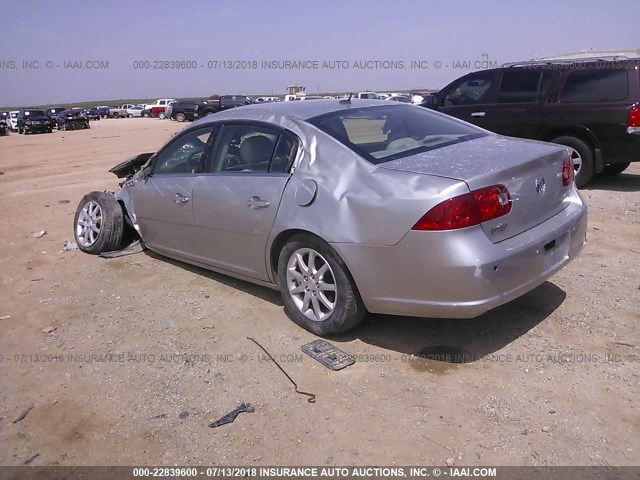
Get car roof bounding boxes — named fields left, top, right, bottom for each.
left=208, top=99, right=391, bottom=122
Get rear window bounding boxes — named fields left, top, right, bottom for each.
left=308, top=105, right=486, bottom=165
left=559, top=69, right=628, bottom=103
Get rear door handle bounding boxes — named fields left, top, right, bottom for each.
left=174, top=193, right=190, bottom=204
left=471, top=111, right=486, bottom=117
left=247, top=196, right=270, bottom=209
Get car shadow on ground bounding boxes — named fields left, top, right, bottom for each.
left=143, top=250, right=284, bottom=306
left=141, top=250, right=565, bottom=364
left=584, top=172, right=640, bottom=192
left=331, top=281, right=566, bottom=364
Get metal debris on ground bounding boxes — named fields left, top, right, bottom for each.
left=13, top=405, right=34, bottom=424
left=32, top=230, right=47, bottom=238
left=209, top=403, right=254, bottom=428
left=100, top=240, right=145, bottom=258
left=58, top=199, right=70, bottom=204
left=23, top=453, right=39, bottom=465
left=247, top=337, right=316, bottom=404
left=301, top=339, right=355, bottom=371
left=61, top=240, right=77, bottom=252
left=0, top=315, right=10, bottom=320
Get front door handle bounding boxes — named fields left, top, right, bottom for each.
left=174, top=193, right=190, bottom=204
left=471, top=111, right=486, bottom=117
left=247, top=196, right=270, bottom=209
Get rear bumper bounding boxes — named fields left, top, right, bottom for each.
left=332, top=190, right=588, bottom=319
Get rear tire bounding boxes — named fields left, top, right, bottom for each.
left=277, top=234, right=366, bottom=336
left=158, top=112, right=166, bottom=119
left=176, top=113, right=186, bottom=122
left=601, top=162, right=630, bottom=176
left=113, top=112, right=120, bottom=119
left=550, top=136, right=594, bottom=188
left=73, top=192, right=124, bottom=254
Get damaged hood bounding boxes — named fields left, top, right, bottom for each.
left=109, top=152, right=155, bottom=178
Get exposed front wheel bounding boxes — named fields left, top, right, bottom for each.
left=277, top=235, right=366, bottom=335
left=176, top=113, right=186, bottom=122
left=550, top=136, right=594, bottom=188
left=74, top=192, right=124, bottom=254
left=158, top=112, right=166, bottom=119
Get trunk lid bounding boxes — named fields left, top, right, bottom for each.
left=380, top=135, right=573, bottom=242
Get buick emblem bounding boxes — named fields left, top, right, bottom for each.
left=535, top=176, right=546, bottom=196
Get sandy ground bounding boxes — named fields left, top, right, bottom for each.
left=0, top=118, right=638, bottom=467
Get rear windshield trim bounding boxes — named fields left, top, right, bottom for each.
left=307, top=106, right=488, bottom=165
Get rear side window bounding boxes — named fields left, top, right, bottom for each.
left=498, top=71, right=552, bottom=103
left=559, top=69, right=628, bottom=103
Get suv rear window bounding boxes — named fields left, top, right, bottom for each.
left=308, top=105, right=486, bottom=165
left=559, top=69, right=628, bottom=103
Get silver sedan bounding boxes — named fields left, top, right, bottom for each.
left=73, top=100, right=588, bottom=335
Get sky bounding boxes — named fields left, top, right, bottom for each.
left=0, top=0, right=638, bottom=107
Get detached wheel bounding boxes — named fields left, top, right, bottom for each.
left=550, top=136, right=594, bottom=188
left=74, top=192, right=124, bottom=254
left=176, top=112, right=186, bottom=122
left=277, top=234, right=366, bottom=336
left=602, top=162, right=630, bottom=176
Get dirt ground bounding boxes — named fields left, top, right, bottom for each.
left=0, top=119, right=638, bottom=467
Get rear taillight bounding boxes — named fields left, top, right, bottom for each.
left=628, top=104, right=640, bottom=134
left=562, top=153, right=574, bottom=186
left=412, top=184, right=512, bottom=231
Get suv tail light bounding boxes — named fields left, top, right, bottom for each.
left=562, top=153, right=574, bottom=186
left=412, top=185, right=512, bottom=231
left=628, top=104, right=640, bottom=134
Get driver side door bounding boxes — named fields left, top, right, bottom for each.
left=131, top=126, right=216, bottom=256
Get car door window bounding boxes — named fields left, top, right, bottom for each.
left=498, top=71, right=545, bottom=103
left=443, top=73, right=496, bottom=106
left=206, top=124, right=295, bottom=173
left=153, top=127, right=213, bottom=175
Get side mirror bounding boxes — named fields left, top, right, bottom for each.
left=420, top=94, right=440, bottom=109
left=142, top=165, right=153, bottom=178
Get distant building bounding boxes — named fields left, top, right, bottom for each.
left=536, top=48, right=640, bottom=60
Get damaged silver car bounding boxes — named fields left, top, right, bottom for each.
left=74, top=100, right=588, bottom=335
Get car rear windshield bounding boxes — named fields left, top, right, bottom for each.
left=308, top=105, right=486, bottom=164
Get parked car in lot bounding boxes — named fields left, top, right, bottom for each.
left=387, top=95, right=413, bottom=103
left=17, top=109, right=54, bottom=134
left=127, top=106, right=144, bottom=118
left=95, top=106, right=110, bottom=119
left=84, top=108, right=101, bottom=121
left=56, top=109, right=90, bottom=130
left=142, top=98, right=176, bottom=118
left=420, top=56, right=640, bottom=187
left=107, top=106, right=128, bottom=118
left=218, top=95, right=253, bottom=110
left=48, top=107, right=66, bottom=127
left=73, top=100, right=587, bottom=335
left=8, top=111, right=19, bottom=131
left=167, top=99, right=219, bottom=122
left=0, top=116, right=9, bottom=136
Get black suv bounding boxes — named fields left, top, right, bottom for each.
left=56, top=109, right=90, bottom=130
left=219, top=95, right=253, bottom=111
left=17, top=109, right=54, bottom=134
left=421, top=57, right=640, bottom=186
left=168, top=99, right=219, bottom=122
